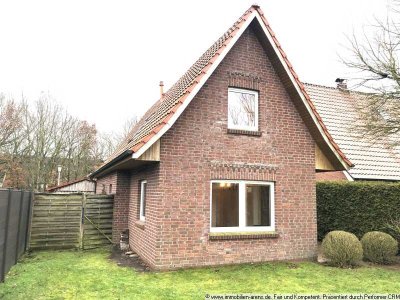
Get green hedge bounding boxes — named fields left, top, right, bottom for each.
left=317, top=181, right=400, bottom=240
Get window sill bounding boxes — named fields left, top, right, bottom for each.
left=135, top=220, right=145, bottom=230
left=227, top=128, right=262, bottom=136
left=208, top=231, right=279, bottom=240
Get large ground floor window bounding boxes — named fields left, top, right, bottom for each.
left=210, top=180, right=275, bottom=232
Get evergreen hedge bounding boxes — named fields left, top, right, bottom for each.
left=317, top=181, right=400, bottom=240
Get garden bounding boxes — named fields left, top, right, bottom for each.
left=0, top=181, right=399, bottom=299
left=317, top=181, right=400, bottom=268
left=0, top=248, right=399, bottom=299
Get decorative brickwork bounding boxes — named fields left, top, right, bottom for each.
left=228, top=71, right=262, bottom=91
left=210, top=161, right=277, bottom=181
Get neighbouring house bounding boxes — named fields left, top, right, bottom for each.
left=47, top=177, right=96, bottom=193
left=306, top=82, right=400, bottom=182
left=90, top=5, right=352, bottom=269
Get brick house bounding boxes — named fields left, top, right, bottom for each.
left=91, top=5, right=352, bottom=269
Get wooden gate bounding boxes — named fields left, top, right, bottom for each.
left=82, top=194, right=114, bottom=249
left=29, top=193, right=114, bottom=250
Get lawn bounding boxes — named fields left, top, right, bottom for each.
left=0, top=249, right=399, bottom=300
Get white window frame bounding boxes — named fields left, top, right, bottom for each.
left=210, top=180, right=275, bottom=233
left=227, top=87, right=259, bottom=131
left=139, top=180, right=147, bottom=221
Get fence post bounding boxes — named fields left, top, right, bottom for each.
left=25, top=192, right=34, bottom=251
left=1, top=189, right=12, bottom=282
left=79, top=193, right=86, bottom=250
left=14, top=191, right=24, bottom=263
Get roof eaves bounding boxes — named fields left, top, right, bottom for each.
left=90, top=149, right=133, bottom=178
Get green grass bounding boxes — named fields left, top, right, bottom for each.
left=0, top=249, right=399, bottom=299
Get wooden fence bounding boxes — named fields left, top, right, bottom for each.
left=29, top=193, right=114, bottom=250
left=0, top=189, right=33, bottom=282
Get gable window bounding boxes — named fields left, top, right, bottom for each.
left=139, top=180, right=147, bottom=221
left=210, top=180, right=274, bottom=232
left=228, top=88, right=259, bottom=131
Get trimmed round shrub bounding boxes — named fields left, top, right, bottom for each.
left=321, top=230, right=363, bottom=267
left=361, top=231, right=398, bottom=264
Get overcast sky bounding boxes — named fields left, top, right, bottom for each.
left=0, top=0, right=390, bottom=132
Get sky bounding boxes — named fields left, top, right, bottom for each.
left=0, top=0, right=391, bottom=132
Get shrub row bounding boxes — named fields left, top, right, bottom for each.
left=317, top=181, right=400, bottom=240
left=322, top=230, right=398, bottom=267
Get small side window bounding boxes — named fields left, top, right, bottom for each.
left=139, top=180, right=147, bottom=221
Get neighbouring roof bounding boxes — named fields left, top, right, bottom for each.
left=92, top=5, right=352, bottom=177
left=47, top=177, right=94, bottom=192
left=306, top=83, right=400, bottom=181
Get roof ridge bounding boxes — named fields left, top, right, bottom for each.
left=303, top=82, right=338, bottom=90
left=304, top=82, right=369, bottom=96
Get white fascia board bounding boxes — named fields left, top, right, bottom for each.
left=350, top=173, right=400, bottom=181
left=343, top=170, right=354, bottom=181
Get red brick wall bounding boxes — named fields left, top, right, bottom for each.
left=128, top=26, right=318, bottom=269
left=97, top=171, right=130, bottom=242
left=95, top=172, right=117, bottom=194
left=128, top=165, right=160, bottom=267
left=113, top=172, right=130, bottom=243
left=316, top=171, right=348, bottom=181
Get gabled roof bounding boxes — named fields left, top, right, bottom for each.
left=306, top=83, right=400, bottom=181
left=93, top=5, right=352, bottom=177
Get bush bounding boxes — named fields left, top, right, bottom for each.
left=317, top=181, right=400, bottom=240
left=361, top=231, right=398, bottom=264
left=321, top=231, right=363, bottom=267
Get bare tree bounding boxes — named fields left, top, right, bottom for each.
left=0, top=91, right=138, bottom=189
left=0, top=94, right=23, bottom=187
left=0, top=94, right=22, bottom=149
left=342, top=0, right=400, bottom=145
left=94, top=116, right=138, bottom=161
left=120, top=116, right=138, bottom=141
